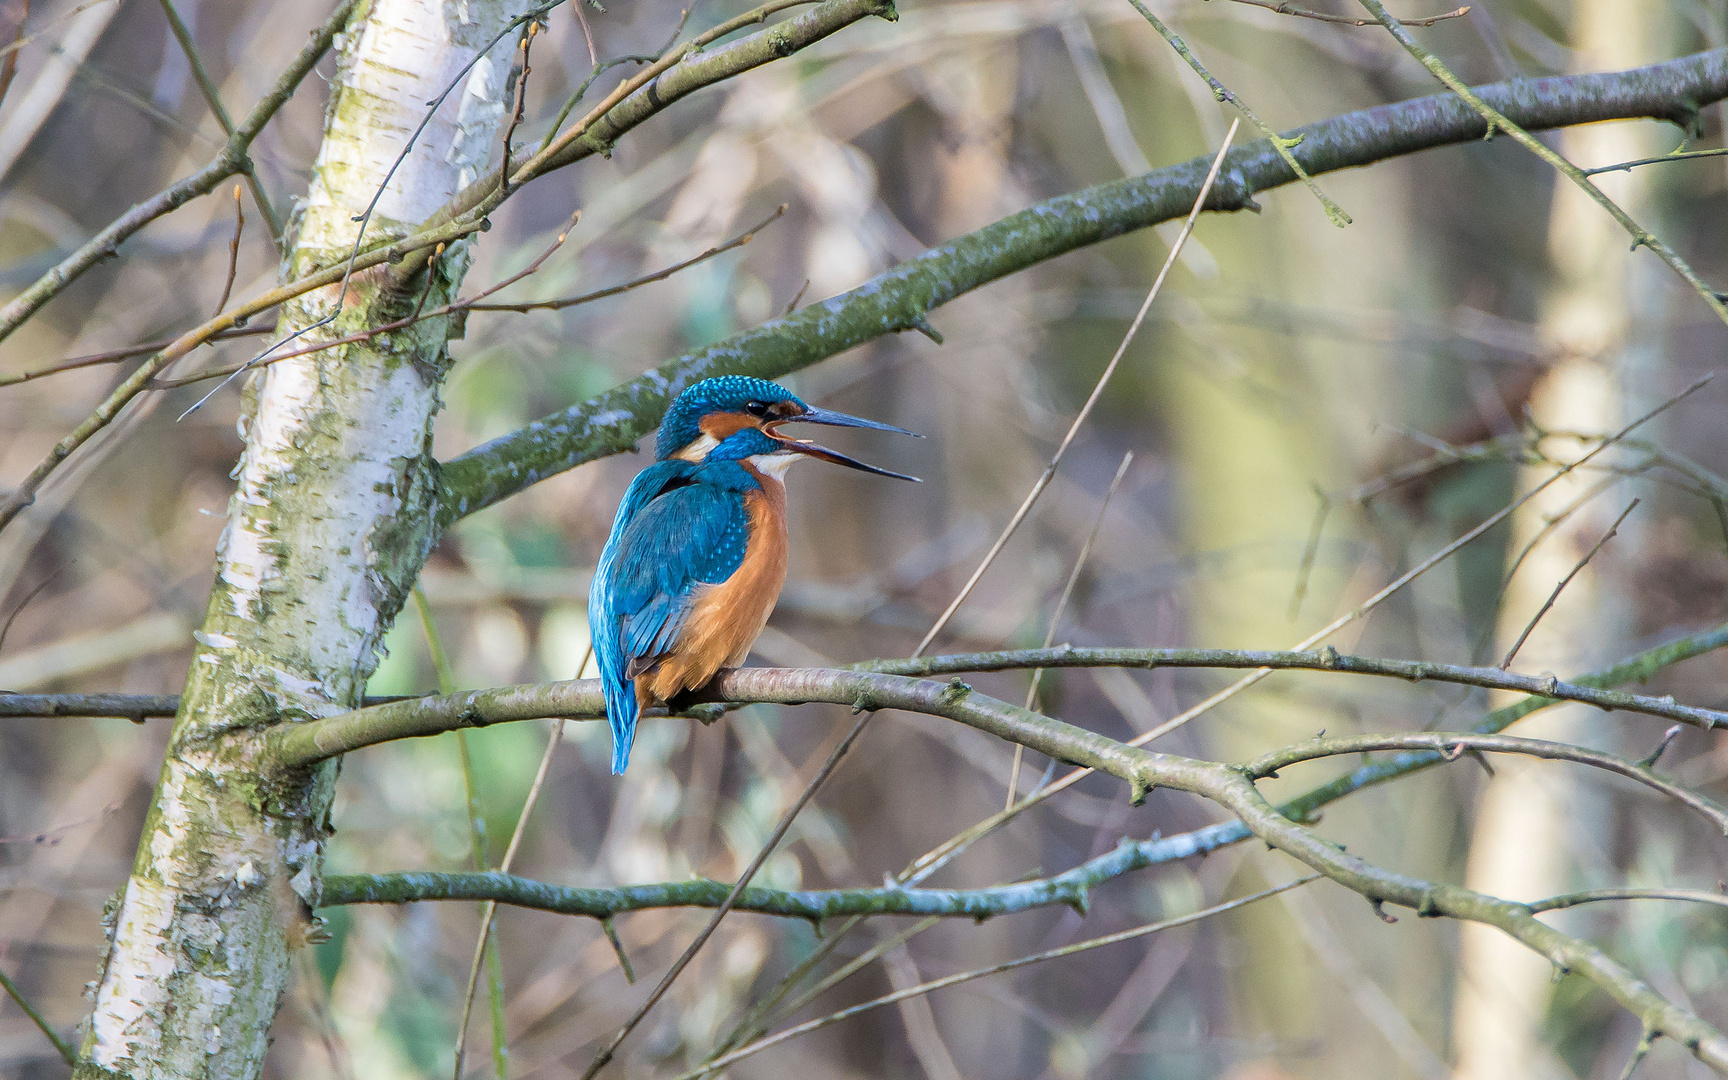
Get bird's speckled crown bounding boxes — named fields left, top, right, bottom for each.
left=655, top=376, right=805, bottom=460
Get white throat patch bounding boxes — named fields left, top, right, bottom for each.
left=747, top=453, right=802, bottom=479
left=673, top=432, right=720, bottom=462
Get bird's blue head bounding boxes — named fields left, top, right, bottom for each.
left=653, top=376, right=922, bottom=480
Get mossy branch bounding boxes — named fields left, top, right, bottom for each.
left=438, top=47, right=1728, bottom=521
left=280, top=661, right=1728, bottom=1071
left=320, top=829, right=1207, bottom=923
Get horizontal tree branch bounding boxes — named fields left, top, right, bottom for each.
left=0, top=692, right=417, bottom=720
left=1530, top=888, right=1728, bottom=914
left=319, top=824, right=1235, bottom=922
left=856, top=646, right=1728, bottom=730
left=291, top=665, right=1728, bottom=1069
left=436, top=47, right=1728, bottom=522
left=1242, top=731, right=1728, bottom=833
left=1277, top=620, right=1728, bottom=827
left=0, top=0, right=358, bottom=345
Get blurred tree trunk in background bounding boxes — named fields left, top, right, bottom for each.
left=1451, top=2, right=1668, bottom=1077
left=1153, top=25, right=1439, bottom=1068
left=74, top=2, right=527, bottom=1077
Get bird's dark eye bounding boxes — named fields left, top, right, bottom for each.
left=744, top=401, right=769, bottom=417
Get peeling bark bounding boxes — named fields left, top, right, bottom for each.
left=76, top=2, right=530, bottom=1077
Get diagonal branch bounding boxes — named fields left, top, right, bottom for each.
left=437, top=47, right=1728, bottom=522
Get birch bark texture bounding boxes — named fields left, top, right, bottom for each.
left=78, top=3, right=530, bottom=1078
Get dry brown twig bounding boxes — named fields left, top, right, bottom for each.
left=917, top=119, right=1242, bottom=658
left=0, top=0, right=30, bottom=110
left=1213, top=0, right=1469, bottom=26
left=151, top=205, right=785, bottom=390
left=214, top=183, right=245, bottom=319
left=1005, top=450, right=1134, bottom=809
left=1498, top=497, right=1638, bottom=670
left=0, top=327, right=271, bottom=388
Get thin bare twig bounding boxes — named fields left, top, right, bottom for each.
left=156, top=0, right=283, bottom=247
left=0, top=326, right=271, bottom=388
left=1353, top=0, right=1728, bottom=327
left=0, top=801, right=121, bottom=844
left=465, top=203, right=785, bottom=313
left=0, top=570, right=57, bottom=656
left=499, top=19, right=541, bottom=197
left=1241, top=731, right=1728, bottom=832
left=670, top=880, right=1319, bottom=1080
left=1213, top=0, right=1468, bottom=27
left=916, top=120, right=1240, bottom=658
left=451, top=643, right=587, bottom=1080
left=539, top=54, right=656, bottom=152
left=1130, top=0, right=1351, bottom=227
left=214, top=183, right=245, bottom=318
left=576, top=709, right=874, bottom=1080
left=1528, top=888, right=1728, bottom=914
left=0, top=963, right=74, bottom=1066
left=1582, top=145, right=1728, bottom=177
left=1499, top=497, right=1638, bottom=669
left=1006, top=451, right=1133, bottom=808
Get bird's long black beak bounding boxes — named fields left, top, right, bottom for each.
left=788, top=405, right=923, bottom=438
left=765, top=405, right=922, bottom=481
left=773, top=437, right=921, bottom=481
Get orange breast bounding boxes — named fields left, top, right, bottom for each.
left=637, top=471, right=788, bottom=706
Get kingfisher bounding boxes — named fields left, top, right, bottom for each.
left=588, top=375, right=920, bottom=774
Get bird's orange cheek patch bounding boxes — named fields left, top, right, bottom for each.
left=698, top=412, right=761, bottom=440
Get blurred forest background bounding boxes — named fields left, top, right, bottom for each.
left=2, top=0, right=1728, bottom=1076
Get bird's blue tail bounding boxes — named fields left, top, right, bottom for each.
left=602, top=673, right=638, bottom=775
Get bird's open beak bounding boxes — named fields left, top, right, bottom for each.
left=771, top=437, right=921, bottom=481
left=790, top=405, right=923, bottom=438
left=765, top=406, right=922, bottom=482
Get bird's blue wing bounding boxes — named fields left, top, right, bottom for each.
left=588, top=461, right=752, bottom=774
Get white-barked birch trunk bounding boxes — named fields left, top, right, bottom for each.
left=78, top=2, right=530, bottom=1077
